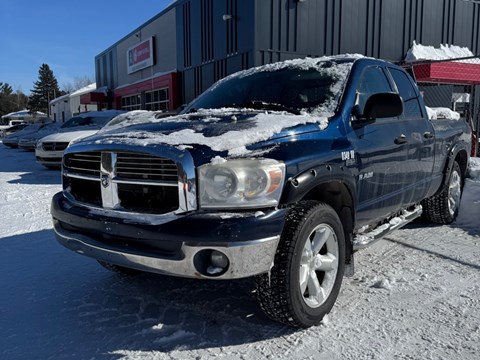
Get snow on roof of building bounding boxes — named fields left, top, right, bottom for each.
left=49, top=94, right=70, bottom=105
left=405, top=41, right=475, bottom=62
left=70, top=83, right=96, bottom=97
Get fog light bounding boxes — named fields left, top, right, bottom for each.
left=210, top=250, right=229, bottom=269
left=193, top=249, right=230, bottom=276
left=207, top=250, right=229, bottom=275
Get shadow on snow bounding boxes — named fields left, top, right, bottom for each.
left=0, top=229, right=296, bottom=360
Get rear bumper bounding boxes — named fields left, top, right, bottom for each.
left=51, top=192, right=287, bottom=279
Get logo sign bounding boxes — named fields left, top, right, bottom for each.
left=127, top=37, right=155, bottom=74
left=101, top=174, right=110, bottom=188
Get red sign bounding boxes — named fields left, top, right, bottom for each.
left=127, top=37, right=155, bottom=74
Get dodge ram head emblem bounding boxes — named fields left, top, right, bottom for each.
left=101, top=174, right=110, bottom=188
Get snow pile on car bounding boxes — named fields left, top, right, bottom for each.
left=92, top=110, right=329, bottom=157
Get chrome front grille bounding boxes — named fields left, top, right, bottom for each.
left=116, top=153, right=178, bottom=182
left=63, top=151, right=180, bottom=214
left=64, top=152, right=101, bottom=177
left=43, top=142, right=69, bottom=151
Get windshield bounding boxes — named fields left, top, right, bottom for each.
left=60, top=115, right=113, bottom=129
left=184, top=61, right=352, bottom=115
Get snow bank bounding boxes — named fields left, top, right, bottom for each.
left=425, top=106, right=461, bottom=120
left=468, top=157, right=480, bottom=180
left=405, top=41, right=474, bottom=62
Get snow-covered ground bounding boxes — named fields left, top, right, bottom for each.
left=0, top=145, right=479, bottom=360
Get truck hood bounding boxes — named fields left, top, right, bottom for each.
left=81, top=108, right=331, bottom=158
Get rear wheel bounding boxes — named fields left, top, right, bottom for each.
left=422, top=161, right=463, bottom=224
left=255, top=201, right=345, bottom=328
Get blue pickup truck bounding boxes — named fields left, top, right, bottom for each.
left=51, top=56, right=471, bottom=327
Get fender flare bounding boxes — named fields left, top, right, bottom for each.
left=281, top=163, right=357, bottom=207
left=439, top=142, right=469, bottom=192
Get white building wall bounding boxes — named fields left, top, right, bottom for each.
left=49, top=95, right=71, bottom=123
left=49, top=83, right=98, bottom=122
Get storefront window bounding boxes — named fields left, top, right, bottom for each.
left=145, top=88, right=169, bottom=111
left=121, top=94, right=142, bottom=111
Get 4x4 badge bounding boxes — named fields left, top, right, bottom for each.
left=101, top=174, right=110, bottom=188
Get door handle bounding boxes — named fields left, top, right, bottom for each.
left=394, top=134, right=408, bottom=145
left=424, top=132, right=434, bottom=139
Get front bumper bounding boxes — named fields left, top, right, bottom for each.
left=35, top=149, right=63, bottom=166
left=51, top=192, right=287, bottom=279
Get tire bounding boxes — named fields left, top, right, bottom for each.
left=422, top=161, right=463, bottom=224
left=255, top=201, right=346, bottom=328
left=97, top=260, right=142, bottom=276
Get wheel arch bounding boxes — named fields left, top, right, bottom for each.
left=281, top=164, right=356, bottom=263
left=454, top=149, right=468, bottom=181
left=440, top=146, right=469, bottom=192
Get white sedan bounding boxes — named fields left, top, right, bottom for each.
left=35, top=110, right=125, bottom=168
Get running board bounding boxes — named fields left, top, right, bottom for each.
left=353, top=205, right=423, bottom=251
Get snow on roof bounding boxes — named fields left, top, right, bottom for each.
left=49, top=94, right=70, bottom=105
left=425, top=106, right=461, bottom=120
left=405, top=41, right=475, bottom=62
left=1, top=109, right=47, bottom=119
left=70, top=83, right=96, bottom=97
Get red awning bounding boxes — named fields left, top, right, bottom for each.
left=413, top=62, right=480, bottom=85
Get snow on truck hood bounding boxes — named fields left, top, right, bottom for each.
left=84, top=109, right=330, bottom=157
left=77, top=55, right=362, bottom=157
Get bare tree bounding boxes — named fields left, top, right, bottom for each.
left=62, top=75, right=95, bottom=93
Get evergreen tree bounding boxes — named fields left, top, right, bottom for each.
left=28, top=64, right=64, bottom=114
left=0, top=83, right=28, bottom=119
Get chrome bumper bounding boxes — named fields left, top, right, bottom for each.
left=53, top=220, right=280, bottom=279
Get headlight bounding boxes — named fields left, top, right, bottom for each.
left=198, top=159, right=285, bottom=209
left=36, top=141, right=43, bottom=150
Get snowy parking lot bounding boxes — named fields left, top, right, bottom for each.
left=1, top=144, right=479, bottom=360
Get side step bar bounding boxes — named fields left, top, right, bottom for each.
left=353, top=205, right=423, bottom=251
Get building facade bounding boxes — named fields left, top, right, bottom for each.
left=92, top=0, right=480, bottom=111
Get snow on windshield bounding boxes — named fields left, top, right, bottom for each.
left=92, top=55, right=362, bottom=156
left=198, top=54, right=363, bottom=116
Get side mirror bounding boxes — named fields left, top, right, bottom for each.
left=360, top=93, right=403, bottom=120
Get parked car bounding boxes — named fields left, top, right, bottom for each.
left=51, top=56, right=471, bottom=328
left=35, top=110, right=126, bottom=168
left=18, top=122, right=62, bottom=151
left=3, top=122, right=55, bottom=148
left=1, top=123, right=29, bottom=140
left=0, top=120, right=25, bottom=136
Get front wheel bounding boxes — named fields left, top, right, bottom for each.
left=255, top=201, right=345, bottom=328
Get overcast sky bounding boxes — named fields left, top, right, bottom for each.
left=0, top=1, right=173, bottom=94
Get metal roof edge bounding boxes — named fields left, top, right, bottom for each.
left=95, top=1, right=185, bottom=59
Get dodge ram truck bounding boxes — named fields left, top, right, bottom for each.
left=51, top=55, right=471, bottom=328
